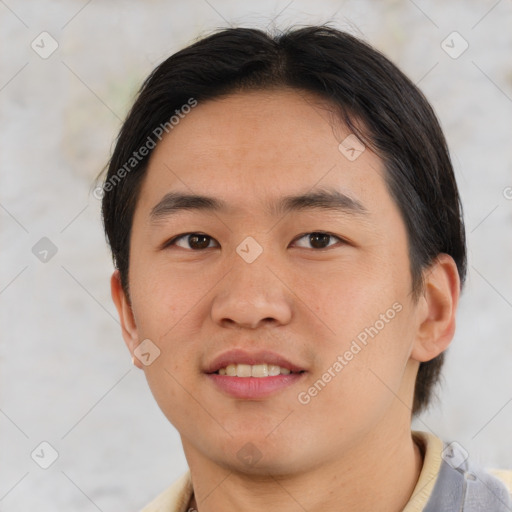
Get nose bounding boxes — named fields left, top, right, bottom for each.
left=210, top=251, right=293, bottom=330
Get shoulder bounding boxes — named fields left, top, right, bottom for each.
left=411, top=431, right=512, bottom=511
left=140, top=471, right=193, bottom=512
left=425, top=439, right=512, bottom=511
left=488, top=469, right=512, bottom=498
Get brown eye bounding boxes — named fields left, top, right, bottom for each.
left=187, top=234, right=211, bottom=249
left=168, top=233, right=217, bottom=250
left=293, top=232, right=342, bottom=249
left=308, top=233, right=331, bottom=249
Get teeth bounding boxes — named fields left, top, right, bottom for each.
left=216, top=363, right=295, bottom=377
left=237, top=364, right=252, bottom=377
left=268, top=364, right=281, bottom=376
left=251, top=364, right=268, bottom=377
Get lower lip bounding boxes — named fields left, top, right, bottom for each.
left=206, top=373, right=306, bottom=399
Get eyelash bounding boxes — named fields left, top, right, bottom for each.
left=163, top=232, right=346, bottom=251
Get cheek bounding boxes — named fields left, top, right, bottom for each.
left=129, top=256, right=204, bottom=339
left=302, top=274, right=414, bottom=415
left=142, top=345, right=204, bottom=432
left=326, top=270, right=413, bottom=377
left=297, top=319, right=413, bottom=435
left=312, top=265, right=404, bottom=339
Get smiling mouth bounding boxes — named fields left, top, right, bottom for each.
left=213, top=363, right=305, bottom=378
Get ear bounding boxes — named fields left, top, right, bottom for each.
left=111, top=269, right=143, bottom=369
left=410, top=254, right=461, bottom=362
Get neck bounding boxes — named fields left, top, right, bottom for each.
left=184, top=422, right=423, bottom=512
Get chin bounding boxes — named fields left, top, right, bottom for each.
left=227, top=455, right=306, bottom=478
left=217, top=437, right=314, bottom=477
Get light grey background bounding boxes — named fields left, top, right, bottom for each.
left=0, top=0, right=511, bottom=510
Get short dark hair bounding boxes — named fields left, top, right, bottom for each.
left=99, top=25, right=467, bottom=416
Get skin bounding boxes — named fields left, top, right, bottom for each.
left=111, top=88, right=460, bottom=512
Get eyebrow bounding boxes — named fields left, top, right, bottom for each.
left=149, top=187, right=368, bottom=223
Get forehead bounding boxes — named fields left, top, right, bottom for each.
left=136, top=88, right=390, bottom=219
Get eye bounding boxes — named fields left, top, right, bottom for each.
left=292, top=232, right=344, bottom=250
left=165, top=233, right=218, bottom=250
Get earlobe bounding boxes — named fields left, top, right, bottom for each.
left=110, top=270, right=143, bottom=369
left=410, top=254, right=461, bottom=363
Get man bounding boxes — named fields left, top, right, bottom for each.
left=100, top=26, right=512, bottom=511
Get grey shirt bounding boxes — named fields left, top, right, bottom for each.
left=424, top=440, right=512, bottom=511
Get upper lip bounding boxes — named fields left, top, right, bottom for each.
left=204, top=349, right=306, bottom=374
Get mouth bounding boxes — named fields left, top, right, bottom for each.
left=204, top=349, right=307, bottom=399
left=213, top=363, right=305, bottom=377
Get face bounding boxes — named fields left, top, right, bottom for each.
left=115, top=89, right=431, bottom=474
